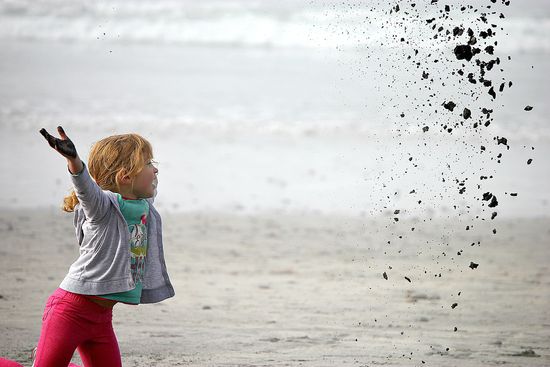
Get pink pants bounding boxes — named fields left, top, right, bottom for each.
left=0, top=288, right=122, bottom=367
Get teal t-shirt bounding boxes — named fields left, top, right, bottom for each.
left=99, top=194, right=149, bottom=304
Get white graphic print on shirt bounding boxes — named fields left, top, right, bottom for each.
left=129, top=214, right=147, bottom=283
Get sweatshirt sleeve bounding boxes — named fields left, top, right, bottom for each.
left=69, top=162, right=111, bottom=223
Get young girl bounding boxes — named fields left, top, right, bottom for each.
left=0, top=126, right=175, bottom=367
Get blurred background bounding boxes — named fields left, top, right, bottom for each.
left=1, top=1, right=549, bottom=365
left=0, top=0, right=548, bottom=218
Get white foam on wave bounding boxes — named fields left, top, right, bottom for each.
left=3, top=105, right=549, bottom=143
left=0, top=0, right=549, bottom=52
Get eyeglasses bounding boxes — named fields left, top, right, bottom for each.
left=146, top=159, right=159, bottom=169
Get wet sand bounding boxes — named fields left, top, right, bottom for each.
left=0, top=208, right=548, bottom=366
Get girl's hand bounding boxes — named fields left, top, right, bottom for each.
left=39, top=126, right=78, bottom=159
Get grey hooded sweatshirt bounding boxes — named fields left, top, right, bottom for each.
left=59, top=162, right=175, bottom=304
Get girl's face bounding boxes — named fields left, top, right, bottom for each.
left=131, top=159, right=159, bottom=199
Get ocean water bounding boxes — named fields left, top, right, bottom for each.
left=0, top=0, right=549, bottom=217
left=1, top=0, right=549, bottom=52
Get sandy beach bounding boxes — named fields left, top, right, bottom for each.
left=1, top=208, right=548, bottom=366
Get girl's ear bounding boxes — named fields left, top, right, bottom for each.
left=116, top=169, right=132, bottom=186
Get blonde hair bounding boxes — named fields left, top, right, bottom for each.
left=62, top=133, right=153, bottom=212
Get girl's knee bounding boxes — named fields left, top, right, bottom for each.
left=0, top=357, right=24, bottom=367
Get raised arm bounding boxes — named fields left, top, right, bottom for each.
left=40, top=126, right=111, bottom=221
